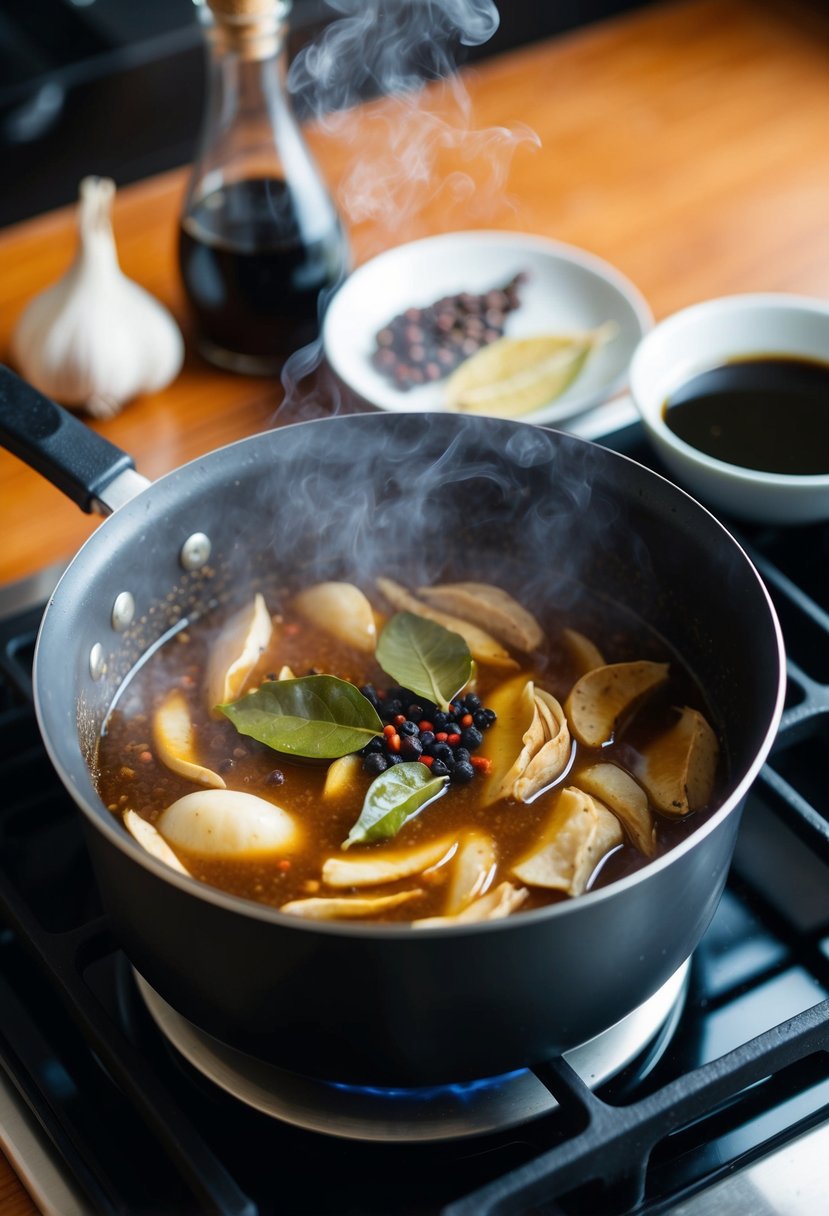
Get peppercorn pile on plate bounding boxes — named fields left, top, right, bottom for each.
left=323, top=231, right=652, bottom=426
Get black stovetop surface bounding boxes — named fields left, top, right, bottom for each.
left=1, top=422, right=829, bottom=1215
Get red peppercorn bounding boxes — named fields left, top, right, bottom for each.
left=383, top=724, right=397, bottom=738
left=461, top=713, right=473, bottom=728
left=388, top=733, right=401, bottom=753
left=447, top=733, right=461, bottom=746
left=419, top=755, right=434, bottom=767
left=471, top=756, right=492, bottom=773
left=435, top=731, right=448, bottom=743
left=394, top=714, right=407, bottom=726
left=419, top=720, right=433, bottom=732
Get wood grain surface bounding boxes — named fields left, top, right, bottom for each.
left=2, top=0, right=829, bottom=1208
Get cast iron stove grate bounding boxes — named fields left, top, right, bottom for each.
left=1, top=423, right=829, bottom=1215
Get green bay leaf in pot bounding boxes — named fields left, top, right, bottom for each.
left=220, top=675, right=383, bottom=759
left=345, top=762, right=449, bottom=848
left=376, top=611, right=472, bottom=711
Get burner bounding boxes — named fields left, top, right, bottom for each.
left=134, top=961, right=689, bottom=1143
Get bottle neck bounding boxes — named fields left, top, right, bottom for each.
left=189, top=8, right=293, bottom=196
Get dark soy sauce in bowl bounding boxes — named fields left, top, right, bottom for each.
left=663, top=356, right=829, bottom=475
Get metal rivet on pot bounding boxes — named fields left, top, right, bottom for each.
left=89, top=643, right=105, bottom=681
left=180, top=532, right=212, bottom=571
left=111, top=591, right=135, bottom=632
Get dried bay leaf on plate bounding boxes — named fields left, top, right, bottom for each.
left=444, top=322, right=618, bottom=419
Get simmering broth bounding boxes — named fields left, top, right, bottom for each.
left=96, top=576, right=723, bottom=924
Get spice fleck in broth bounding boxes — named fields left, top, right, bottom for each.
left=96, top=579, right=722, bottom=924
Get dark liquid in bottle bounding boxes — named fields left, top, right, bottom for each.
left=663, top=355, right=829, bottom=475
left=179, top=177, right=346, bottom=370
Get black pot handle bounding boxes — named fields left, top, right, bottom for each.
left=0, top=364, right=147, bottom=514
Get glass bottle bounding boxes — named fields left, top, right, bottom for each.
left=179, top=0, right=349, bottom=374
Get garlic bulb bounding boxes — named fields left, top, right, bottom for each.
left=11, top=176, right=184, bottom=418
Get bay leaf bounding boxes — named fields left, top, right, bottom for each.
left=220, top=675, right=383, bottom=760
left=345, top=761, right=448, bottom=848
left=376, top=611, right=472, bottom=711
left=445, top=322, right=619, bottom=419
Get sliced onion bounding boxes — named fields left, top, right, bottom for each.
left=157, top=789, right=300, bottom=859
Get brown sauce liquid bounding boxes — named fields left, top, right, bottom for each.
left=663, top=356, right=829, bottom=475
left=178, top=178, right=346, bottom=360
left=96, top=586, right=722, bottom=922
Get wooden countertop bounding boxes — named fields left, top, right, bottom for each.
left=2, top=0, right=829, bottom=1207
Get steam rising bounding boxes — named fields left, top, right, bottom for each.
left=279, top=0, right=539, bottom=411
left=289, top=0, right=501, bottom=108
left=244, top=413, right=613, bottom=619
left=288, top=0, right=539, bottom=241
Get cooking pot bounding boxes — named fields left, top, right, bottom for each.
left=0, top=366, right=785, bottom=1086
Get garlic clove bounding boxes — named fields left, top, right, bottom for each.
left=11, top=176, right=184, bottom=417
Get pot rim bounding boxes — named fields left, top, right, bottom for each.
left=33, top=413, right=787, bottom=939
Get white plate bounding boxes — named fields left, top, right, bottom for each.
left=323, top=231, right=653, bottom=425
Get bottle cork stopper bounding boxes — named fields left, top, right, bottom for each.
left=205, top=0, right=290, bottom=58
left=206, top=0, right=282, bottom=20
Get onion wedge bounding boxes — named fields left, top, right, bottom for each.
left=637, top=706, right=719, bottom=816
left=561, top=628, right=605, bottom=679
left=576, top=762, right=655, bottom=856
left=511, top=786, right=623, bottom=897
left=564, top=660, right=669, bottom=747
left=158, top=789, right=300, bottom=858
left=482, top=679, right=570, bottom=804
left=292, top=582, right=377, bottom=653
left=152, top=688, right=225, bottom=789
left=416, top=582, right=543, bottom=653
left=322, top=835, right=457, bottom=888
left=205, top=593, right=273, bottom=716
left=444, top=830, right=497, bottom=915
left=281, top=890, right=422, bottom=919
left=123, top=809, right=190, bottom=875
left=414, top=881, right=528, bottom=927
left=322, top=753, right=362, bottom=802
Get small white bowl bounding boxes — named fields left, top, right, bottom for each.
left=323, top=231, right=652, bottom=426
left=629, top=293, right=829, bottom=525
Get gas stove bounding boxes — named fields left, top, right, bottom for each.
left=1, top=413, right=829, bottom=1215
